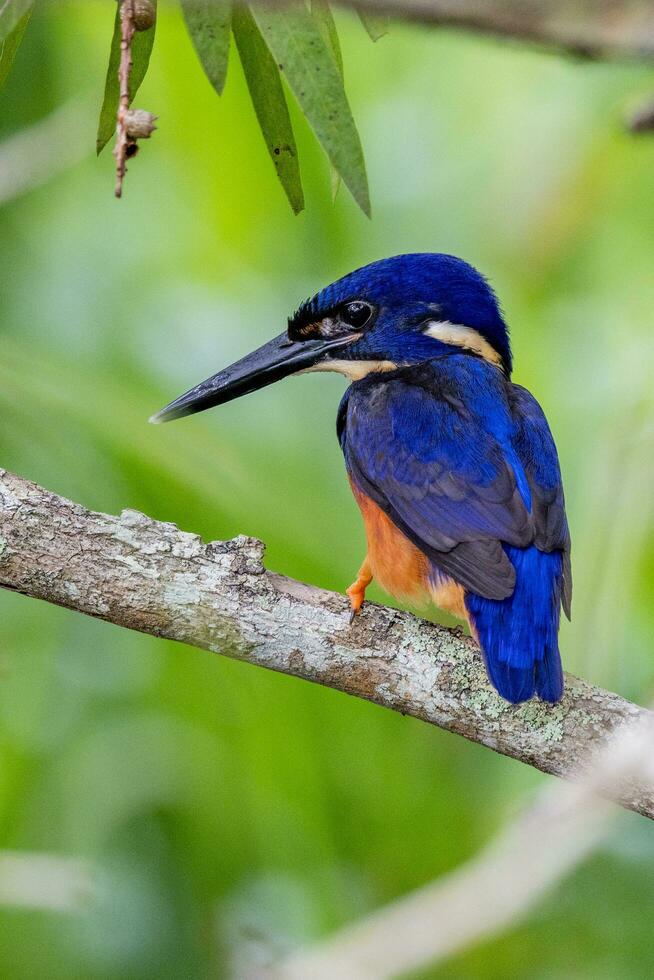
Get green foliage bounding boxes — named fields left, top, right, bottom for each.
left=0, top=0, right=381, bottom=214
left=357, top=10, right=389, bottom=41
left=312, top=0, right=344, bottom=77
left=311, top=0, right=345, bottom=199
left=180, top=0, right=232, bottom=96
left=252, top=3, right=370, bottom=215
left=233, top=6, right=304, bottom=214
left=0, top=6, right=32, bottom=90
left=96, top=1, right=158, bottom=155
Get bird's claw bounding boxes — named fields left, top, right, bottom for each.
left=346, top=583, right=366, bottom=624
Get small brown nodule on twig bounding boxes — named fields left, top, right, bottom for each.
left=133, top=0, right=156, bottom=31
left=124, top=108, right=157, bottom=139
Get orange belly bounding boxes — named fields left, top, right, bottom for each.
left=350, top=482, right=467, bottom=619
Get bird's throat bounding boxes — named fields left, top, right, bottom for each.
left=302, top=359, right=399, bottom=380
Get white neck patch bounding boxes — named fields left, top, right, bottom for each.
left=301, top=359, right=399, bottom=381
left=423, top=320, right=502, bottom=366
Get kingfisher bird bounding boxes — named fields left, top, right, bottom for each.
left=152, top=254, right=571, bottom=704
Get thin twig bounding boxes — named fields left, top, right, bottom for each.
left=627, top=96, right=654, bottom=133
left=114, top=0, right=136, bottom=198
left=340, top=0, right=654, bottom=59
left=271, top=712, right=654, bottom=979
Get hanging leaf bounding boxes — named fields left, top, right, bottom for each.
left=311, top=0, right=343, bottom=76
left=0, top=0, right=32, bottom=43
left=251, top=3, right=370, bottom=217
left=310, top=0, right=343, bottom=201
left=233, top=6, right=304, bottom=214
left=357, top=11, right=389, bottom=42
left=180, top=0, right=232, bottom=96
left=0, top=5, right=32, bottom=91
left=96, top=1, right=158, bottom=155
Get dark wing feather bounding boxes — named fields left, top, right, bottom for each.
left=342, top=365, right=535, bottom=600
left=509, top=384, right=572, bottom=617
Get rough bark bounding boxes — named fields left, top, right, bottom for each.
left=346, top=0, right=654, bottom=60
left=0, top=468, right=652, bottom=820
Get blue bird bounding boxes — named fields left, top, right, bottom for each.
left=152, top=254, right=571, bottom=704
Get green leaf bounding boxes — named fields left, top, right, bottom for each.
left=251, top=2, right=370, bottom=217
left=311, top=0, right=342, bottom=77
left=233, top=6, right=304, bottom=215
left=96, top=1, right=158, bottom=155
left=0, top=0, right=33, bottom=43
left=181, top=0, right=232, bottom=96
left=357, top=11, right=389, bottom=42
left=310, top=0, right=343, bottom=201
left=0, top=5, right=32, bottom=90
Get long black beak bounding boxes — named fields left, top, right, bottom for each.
left=150, top=331, right=355, bottom=424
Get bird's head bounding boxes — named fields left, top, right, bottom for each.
left=151, top=253, right=511, bottom=423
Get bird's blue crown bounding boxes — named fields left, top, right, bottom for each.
left=290, top=253, right=512, bottom=374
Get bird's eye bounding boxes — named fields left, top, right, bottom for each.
left=340, top=301, right=373, bottom=330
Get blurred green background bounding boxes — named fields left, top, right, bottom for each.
left=1, top=2, right=654, bottom=977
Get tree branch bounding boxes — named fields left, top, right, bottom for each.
left=0, top=468, right=652, bottom=820
left=344, top=0, right=654, bottom=60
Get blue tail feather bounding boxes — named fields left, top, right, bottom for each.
left=464, top=545, right=564, bottom=704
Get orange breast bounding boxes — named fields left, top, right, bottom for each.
left=350, top=482, right=430, bottom=606
left=350, top=481, right=468, bottom=620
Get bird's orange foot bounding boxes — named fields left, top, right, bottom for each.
left=346, top=563, right=372, bottom=624
left=346, top=582, right=366, bottom=623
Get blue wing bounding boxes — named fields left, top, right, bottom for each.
left=509, top=383, right=571, bottom=617
left=339, top=358, right=536, bottom=600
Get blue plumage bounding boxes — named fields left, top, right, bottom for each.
left=330, top=255, right=571, bottom=704
left=466, top=547, right=565, bottom=703
left=155, top=252, right=571, bottom=704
